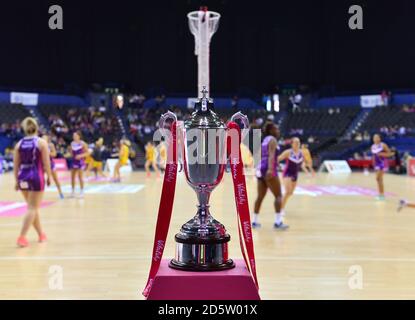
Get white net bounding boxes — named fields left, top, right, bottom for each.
left=188, top=11, right=220, bottom=56
left=187, top=10, right=221, bottom=97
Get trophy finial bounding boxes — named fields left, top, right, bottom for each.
left=200, top=86, right=209, bottom=111
left=201, top=86, right=208, bottom=100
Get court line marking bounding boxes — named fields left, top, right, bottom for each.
left=46, top=184, right=145, bottom=194
left=1, top=255, right=415, bottom=262
left=0, top=203, right=26, bottom=213
left=2, top=220, right=414, bottom=233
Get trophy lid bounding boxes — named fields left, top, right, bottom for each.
left=185, top=87, right=226, bottom=129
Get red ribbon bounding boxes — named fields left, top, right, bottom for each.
left=227, top=121, right=259, bottom=289
left=142, top=121, right=178, bottom=297
left=143, top=121, right=259, bottom=297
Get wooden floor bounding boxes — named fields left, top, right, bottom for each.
left=0, top=170, right=415, bottom=300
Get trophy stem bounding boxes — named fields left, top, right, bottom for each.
left=196, top=189, right=212, bottom=223
left=196, top=189, right=211, bottom=208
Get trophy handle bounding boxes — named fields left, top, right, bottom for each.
left=230, top=111, right=249, bottom=140
left=159, top=111, right=177, bottom=130
left=159, top=112, right=184, bottom=172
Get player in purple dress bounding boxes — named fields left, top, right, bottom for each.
left=13, top=117, right=52, bottom=248
left=371, top=134, right=393, bottom=200
left=69, top=131, right=89, bottom=198
left=279, top=137, right=303, bottom=212
left=42, top=134, right=64, bottom=199
left=253, top=122, right=288, bottom=230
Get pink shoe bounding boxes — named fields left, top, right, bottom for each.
left=39, top=233, right=48, bottom=243
left=17, top=236, right=29, bottom=248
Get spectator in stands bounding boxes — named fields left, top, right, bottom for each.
left=262, top=94, right=271, bottom=107
left=388, top=126, right=398, bottom=137
left=381, top=90, right=390, bottom=107
left=128, top=93, right=146, bottom=108
left=289, top=92, right=302, bottom=112
left=231, top=95, right=239, bottom=111
left=0, top=122, right=23, bottom=141
left=290, top=128, right=303, bottom=136
left=137, top=93, right=146, bottom=106
left=295, top=93, right=302, bottom=111
left=353, top=152, right=362, bottom=160
left=354, top=132, right=363, bottom=141
left=255, top=118, right=264, bottom=127
left=155, top=95, right=166, bottom=107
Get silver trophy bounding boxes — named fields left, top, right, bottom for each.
left=159, top=88, right=248, bottom=271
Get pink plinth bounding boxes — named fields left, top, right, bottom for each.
left=147, top=259, right=260, bottom=300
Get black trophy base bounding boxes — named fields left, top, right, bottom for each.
left=169, top=233, right=236, bottom=272
left=169, top=259, right=235, bottom=272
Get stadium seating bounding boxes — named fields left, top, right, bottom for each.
left=281, top=107, right=360, bottom=137
left=0, top=103, right=31, bottom=124
left=320, top=140, right=366, bottom=156
left=360, top=106, right=415, bottom=135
